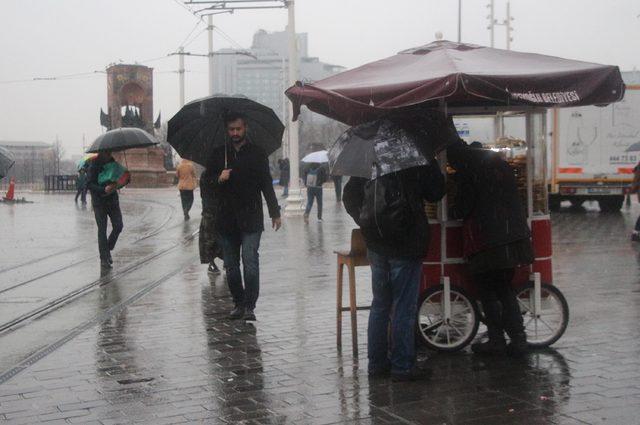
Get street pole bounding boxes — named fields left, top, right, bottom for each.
left=457, top=0, right=462, bottom=42
left=178, top=46, right=185, bottom=107
left=488, top=0, right=495, bottom=48
left=207, top=14, right=214, bottom=95
left=506, top=1, right=513, bottom=50
left=281, top=57, right=289, bottom=160
left=285, top=0, right=303, bottom=214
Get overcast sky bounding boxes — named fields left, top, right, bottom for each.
left=1, top=0, right=639, bottom=157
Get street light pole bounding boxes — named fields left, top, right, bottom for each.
left=178, top=46, right=185, bottom=107
left=457, top=0, right=462, bottom=42
left=285, top=0, right=303, bottom=214
left=207, top=14, right=214, bottom=95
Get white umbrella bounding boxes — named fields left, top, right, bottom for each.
left=301, top=150, right=329, bottom=163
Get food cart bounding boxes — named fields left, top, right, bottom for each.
left=286, top=40, right=626, bottom=351
left=418, top=110, right=567, bottom=351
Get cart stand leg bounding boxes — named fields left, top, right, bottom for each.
left=442, top=276, right=451, bottom=323
left=530, top=272, right=542, bottom=318
left=337, top=262, right=343, bottom=350
left=348, top=262, right=359, bottom=357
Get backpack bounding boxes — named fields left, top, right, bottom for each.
left=358, top=173, right=413, bottom=240
left=306, top=167, right=320, bottom=187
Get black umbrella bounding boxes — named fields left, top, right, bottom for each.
left=0, top=146, right=15, bottom=179
left=167, top=95, right=284, bottom=166
left=86, top=127, right=158, bottom=153
left=329, top=120, right=433, bottom=179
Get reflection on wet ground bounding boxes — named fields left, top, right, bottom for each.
left=0, top=190, right=639, bottom=424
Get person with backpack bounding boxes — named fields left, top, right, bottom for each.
left=343, top=161, right=445, bottom=381
left=303, top=162, right=328, bottom=223
left=447, top=142, right=533, bottom=357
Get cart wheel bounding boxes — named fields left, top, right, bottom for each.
left=417, top=284, right=480, bottom=352
left=516, top=283, right=569, bottom=348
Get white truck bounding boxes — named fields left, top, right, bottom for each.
left=549, top=74, right=640, bottom=211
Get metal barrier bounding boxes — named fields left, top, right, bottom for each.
left=44, top=175, right=78, bottom=192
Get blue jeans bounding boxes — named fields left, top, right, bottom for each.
left=220, top=231, right=262, bottom=310
left=367, top=249, right=422, bottom=374
left=305, top=187, right=323, bottom=219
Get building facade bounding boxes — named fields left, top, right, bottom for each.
left=0, top=141, right=54, bottom=183
left=213, top=29, right=345, bottom=122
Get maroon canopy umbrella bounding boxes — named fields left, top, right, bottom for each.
left=286, top=40, right=625, bottom=125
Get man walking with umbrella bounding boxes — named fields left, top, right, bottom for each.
left=85, top=127, right=157, bottom=268
left=86, top=150, right=124, bottom=269
left=209, top=112, right=282, bottom=321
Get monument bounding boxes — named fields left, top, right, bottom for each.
left=99, top=64, right=172, bottom=187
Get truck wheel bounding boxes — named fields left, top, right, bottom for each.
left=598, top=196, right=624, bottom=212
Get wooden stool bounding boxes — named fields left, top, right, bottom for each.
left=335, top=229, right=370, bottom=356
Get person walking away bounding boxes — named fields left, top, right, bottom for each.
left=332, top=175, right=343, bottom=202
left=343, top=162, right=445, bottom=381
left=75, top=168, right=88, bottom=204
left=447, top=142, right=533, bottom=357
left=629, top=161, right=640, bottom=241
left=278, top=158, right=290, bottom=197
left=199, top=168, right=223, bottom=273
left=86, top=151, right=123, bottom=269
left=303, top=162, right=328, bottom=223
left=209, top=113, right=282, bottom=321
left=176, top=158, right=197, bottom=220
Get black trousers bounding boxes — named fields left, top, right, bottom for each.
left=180, top=190, right=194, bottom=214
left=75, top=187, right=87, bottom=203
left=474, top=268, right=525, bottom=340
left=332, top=175, right=343, bottom=201
left=93, top=200, right=123, bottom=261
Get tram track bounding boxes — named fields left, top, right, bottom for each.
left=0, top=227, right=199, bottom=335
left=0, top=197, right=162, bottom=277
left=0, top=197, right=179, bottom=296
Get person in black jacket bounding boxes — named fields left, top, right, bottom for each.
left=448, top=142, right=533, bottom=357
left=208, top=113, right=282, bottom=321
left=86, top=150, right=123, bottom=269
left=343, top=162, right=445, bottom=381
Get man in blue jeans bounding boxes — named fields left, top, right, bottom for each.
left=343, top=163, right=445, bottom=381
left=209, top=113, right=282, bottom=321
left=303, top=162, right=328, bottom=223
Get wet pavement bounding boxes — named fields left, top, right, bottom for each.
left=0, top=190, right=639, bottom=424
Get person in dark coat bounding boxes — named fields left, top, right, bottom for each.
left=199, top=168, right=223, bottom=273
left=75, top=168, right=88, bottom=204
left=278, top=158, right=290, bottom=197
left=208, top=113, right=281, bottom=321
left=343, top=162, right=445, bottom=381
left=86, top=151, right=123, bottom=269
left=447, top=142, right=534, bottom=356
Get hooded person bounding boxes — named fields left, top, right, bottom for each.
left=447, top=141, right=534, bottom=356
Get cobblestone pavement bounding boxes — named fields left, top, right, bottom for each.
left=1, top=192, right=639, bottom=424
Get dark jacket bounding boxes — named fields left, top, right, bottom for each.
left=343, top=163, right=445, bottom=258
left=279, top=159, right=290, bottom=186
left=209, top=143, right=280, bottom=235
left=448, top=146, right=533, bottom=271
left=86, top=157, right=118, bottom=205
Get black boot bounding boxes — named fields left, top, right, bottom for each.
left=471, top=335, right=507, bottom=355
left=506, top=333, right=528, bottom=357
left=228, top=305, right=245, bottom=320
